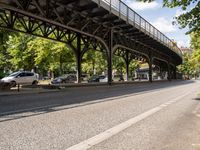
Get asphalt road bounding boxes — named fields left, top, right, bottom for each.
left=0, top=80, right=200, bottom=150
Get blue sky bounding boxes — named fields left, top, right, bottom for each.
left=121, top=0, right=191, bottom=48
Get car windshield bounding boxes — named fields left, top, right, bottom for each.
left=8, top=72, right=20, bottom=77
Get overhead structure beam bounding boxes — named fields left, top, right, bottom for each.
left=0, top=0, right=183, bottom=84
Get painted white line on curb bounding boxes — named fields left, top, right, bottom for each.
left=66, top=91, right=191, bottom=150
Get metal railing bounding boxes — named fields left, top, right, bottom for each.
left=92, top=0, right=182, bottom=57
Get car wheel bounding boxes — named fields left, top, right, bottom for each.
left=32, top=80, right=38, bottom=85
left=10, top=81, right=16, bottom=87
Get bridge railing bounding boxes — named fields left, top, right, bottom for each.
left=92, top=0, right=182, bottom=57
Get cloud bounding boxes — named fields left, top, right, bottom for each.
left=175, top=9, right=187, bottom=17
left=177, top=40, right=185, bottom=47
left=125, top=1, right=160, bottom=11
left=151, top=17, right=176, bottom=33
left=177, top=39, right=190, bottom=47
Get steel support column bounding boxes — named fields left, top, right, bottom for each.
left=76, top=33, right=82, bottom=83
left=125, top=51, right=130, bottom=81
left=174, top=67, right=177, bottom=79
left=167, top=62, right=171, bottom=81
left=148, top=53, right=153, bottom=82
left=107, top=29, right=113, bottom=85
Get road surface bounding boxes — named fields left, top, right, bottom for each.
left=0, top=80, right=200, bottom=150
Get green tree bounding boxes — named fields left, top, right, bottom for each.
left=190, top=32, right=200, bottom=77
left=6, top=31, right=76, bottom=77
left=0, top=30, right=14, bottom=78
left=29, top=37, right=76, bottom=77
left=190, top=32, right=200, bottom=50
left=7, top=33, right=36, bottom=71
left=177, top=53, right=194, bottom=78
left=51, top=42, right=76, bottom=75
left=113, top=56, right=126, bottom=75
left=129, top=60, right=140, bottom=76
left=82, top=50, right=107, bottom=76
left=176, top=31, right=200, bottom=78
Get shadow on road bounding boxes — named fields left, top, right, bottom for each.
left=0, top=80, right=196, bottom=122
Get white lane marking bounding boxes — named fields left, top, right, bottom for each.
left=192, top=143, right=200, bottom=148
left=165, top=101, right=174, bottom=105
left=66, top=92, right=191, bottom=150
left=0, top=104, right=60, bottom=116
left=160, top=104, right=168, bottom=107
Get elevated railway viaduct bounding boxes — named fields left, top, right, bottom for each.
left=0, top=0, right=182, bottom=84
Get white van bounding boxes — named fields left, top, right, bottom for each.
left=1, top=71, right=39, bottom=86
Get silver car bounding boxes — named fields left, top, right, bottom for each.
left=1, top=71, right=39, bottom=86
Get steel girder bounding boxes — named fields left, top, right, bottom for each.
left=0, top=0, right=181, bottom=82
left=0, top=0, right=181, bottom=63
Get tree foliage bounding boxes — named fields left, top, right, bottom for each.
left=82, top=50, right=107, bottom=75
left=190, top=32, right=200, bottom=75
left=0, top=28, right=141, bottom=79
left=113, top=56, right=126, bottom=75
left=0, top=30, right=13, bottom=71
left=7, top=34, right=36, bottom=70
left=177, top=31, right=200, bottom=78
left=0, top=30, right=77, bottom=77
left=177, top=53, right=194, bottom=76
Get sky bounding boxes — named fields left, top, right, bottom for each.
left=121, top=0, right=191, bottom=48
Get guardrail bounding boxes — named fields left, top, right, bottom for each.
left=92, top=0, right=182, bottom=57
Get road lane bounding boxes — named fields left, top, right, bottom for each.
left=66, top=92, right=192, bottom=150
left=0, top=80, right=199, bottom=150
left=0, top=81, right=194, bottom=115
left=90, top=85, right=200, bottom=150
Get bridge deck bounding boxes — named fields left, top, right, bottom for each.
left=0, top=0, right=182, bottom=82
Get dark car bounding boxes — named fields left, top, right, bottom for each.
left=88, top=75, right=100, bottom=82
left=51, top=74, right=77, bottom=84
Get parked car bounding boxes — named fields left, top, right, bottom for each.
left=51, top=74, right=77, bottom=84
left=88, top=75, right=100, bottom=82
left=99, top=75, right=108, bottom=82
left=1, top=71, right=39, bottom=86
